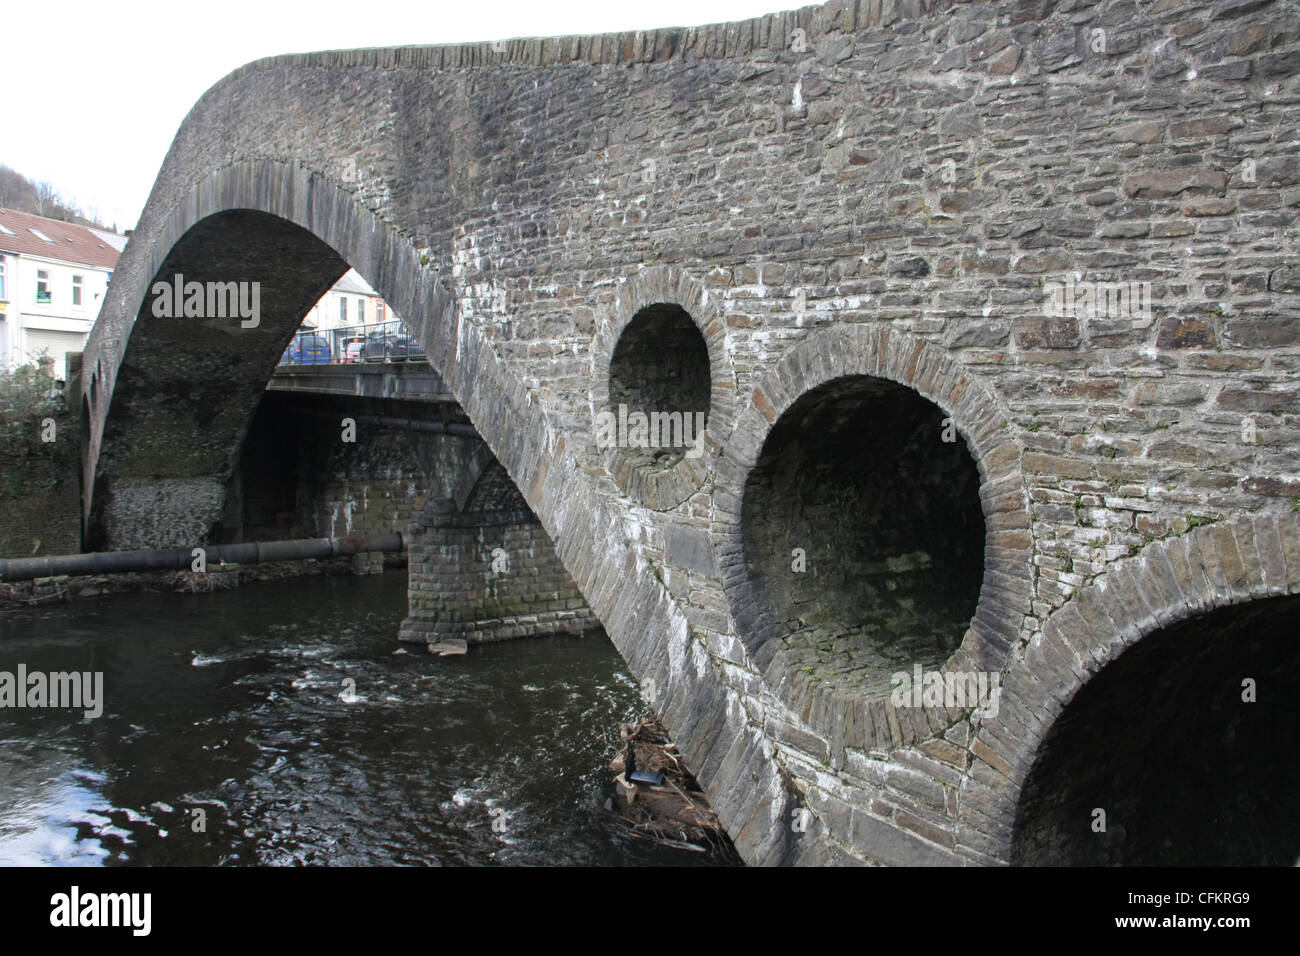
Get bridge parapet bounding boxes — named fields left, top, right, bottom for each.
left=267, top=363, right=455, bottom=403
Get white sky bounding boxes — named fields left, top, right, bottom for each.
left=4, top=0, right=787, bottom=233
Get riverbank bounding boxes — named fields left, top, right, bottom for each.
left=0, top=552, right=405, bottom=611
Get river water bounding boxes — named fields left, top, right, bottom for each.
left=0, top=573, right=735, bottom=866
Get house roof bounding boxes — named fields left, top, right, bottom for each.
left=332, top=268, right=378, bottom=296
left=88, top=226, right=130, bottom=252
left=0, top=207, right=121, bottom=270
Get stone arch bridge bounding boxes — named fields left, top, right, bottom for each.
left=79, top=0, right=1300, bottom=865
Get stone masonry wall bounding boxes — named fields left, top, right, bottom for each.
left=231, top=392, right=595, bottom=643
left=0, top=408, right=82, bottom=559
left=223, top=392, right=487, bottom=542
left=400, top=464, right=596, bottom=643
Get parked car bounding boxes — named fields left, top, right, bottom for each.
left=342, top=339, right=364, bottom=364
left=362, top=330, right=426, bottom=363
left=280, top=333, right=332, bottom=365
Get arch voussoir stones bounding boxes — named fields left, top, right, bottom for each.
left=961, top=511, right=1300, bottom=863
left=714, top=326, right=1034, bottom=754
left=590, top=266, right=738, bottom=510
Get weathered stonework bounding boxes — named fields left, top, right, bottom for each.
left=963, top=513, right=1300, bottom=865
left=715, top=326, right=1031, bottom=754
left=223, top=386, right=484, bottom=541
left=232, top=378, right=594, bottom=643
left=589, top=265, right=736, bottom=509
left=0, top=410, right=82, bottom=559
left=80, top=0, right=1300, bottom=865
left=399, top=464, right=597, bottom=644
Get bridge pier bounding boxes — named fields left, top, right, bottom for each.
left=400, top=477, right=596, bottom=646
left=77, top=0, right=1300, bottom=864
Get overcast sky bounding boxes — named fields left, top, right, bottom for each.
left=5, top=0, right=786, bottom=233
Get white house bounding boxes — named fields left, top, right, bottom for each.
left=0, top=207, right=122, bottom=379
left=297, top=265, right=403, bottom=361
left=300, top=268, right=401, bottom=357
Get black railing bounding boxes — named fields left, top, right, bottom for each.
left=279, top=320, right=427, bottom=366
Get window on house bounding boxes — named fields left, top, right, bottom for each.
left=36, top=270, right=51, bottom=304
left=377, top=301, right=385, bottom=323
left=339, top=297, right=347, bottom=324
left=28, top=228, right=53, bottom=243
left=357, top=298, right=365, bottom=323
left=0, top=260, right=6, bottom=300
left=72, top=275, right=83, bottom=307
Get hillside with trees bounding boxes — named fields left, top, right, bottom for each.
left=0, top=165, right=110, bottom=231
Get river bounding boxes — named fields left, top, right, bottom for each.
left=0, top=573, right=736, bottom=866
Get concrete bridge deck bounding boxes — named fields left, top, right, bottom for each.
left=267, top=362, right=455, bottom=403
left=78, top=0, right=1300, bottom=865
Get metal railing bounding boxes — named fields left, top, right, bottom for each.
left=279, top=320, right=427, bottom=366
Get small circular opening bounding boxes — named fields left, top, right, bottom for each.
left=606, top=303, right=710, bottom=471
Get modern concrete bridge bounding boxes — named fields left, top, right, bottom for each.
left=79, top=0, right=1300, bottom=865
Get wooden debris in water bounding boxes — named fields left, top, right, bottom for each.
left=606, top=716, right=728, bottom=853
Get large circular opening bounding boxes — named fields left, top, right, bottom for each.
left=740, top=375, right=985, bottom=699
left=606, top=303, right=710, bottom=471
left=1012, top=593, right=1300, bottom=866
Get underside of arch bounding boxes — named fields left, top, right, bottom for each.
left=962, top=513, right=1300, bottom=865
left=87, top=208, right=348, bottom=550
left=1012, top=592, right=1300, bottom=865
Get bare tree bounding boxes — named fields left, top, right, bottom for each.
left=34, top=181, right=60, bottom=217
left=0, top=166, right=106, bottom=227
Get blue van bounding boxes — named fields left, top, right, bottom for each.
left=280, top=332, right=332, bottom=365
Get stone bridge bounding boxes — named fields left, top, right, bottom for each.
left=79, top=0, right=1300, bottom=865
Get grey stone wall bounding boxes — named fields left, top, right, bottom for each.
left=229, top=391, right=595, bottom=643
left=81, top=0, right=1300, bottom=865
left=400, top=464, right=597, bottom=643
left=0, top=410, right=81, bottom=559
left=740, top=375, right=986, bottom=699
left=221, top=392, right=486, bottom=541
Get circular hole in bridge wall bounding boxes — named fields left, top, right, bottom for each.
left=606, top=303, right=711, bottom=471
left=741, top=375, right=985, bottom=699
